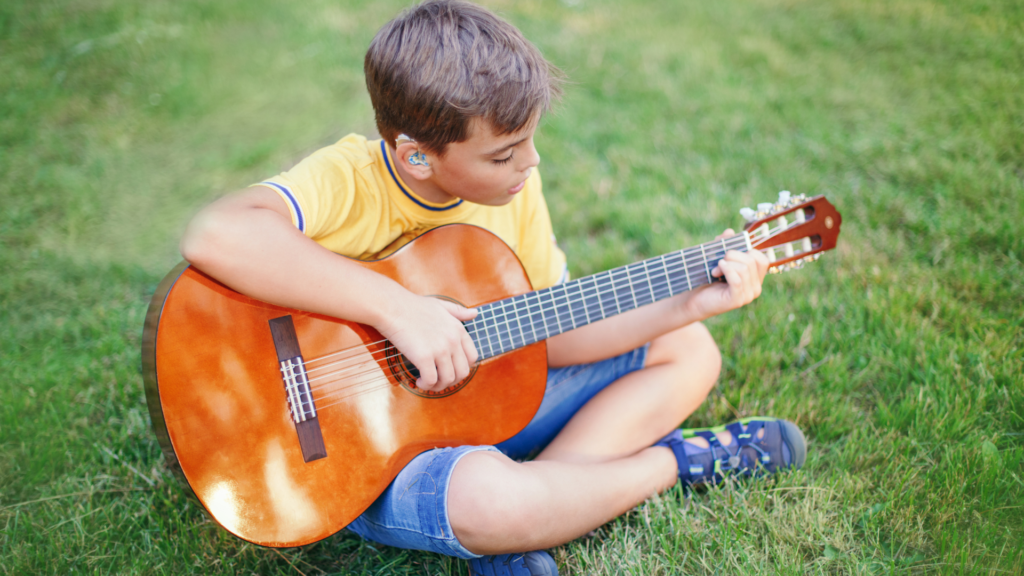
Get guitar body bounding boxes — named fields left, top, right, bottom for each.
left=142, top=225, right=548, bottom=547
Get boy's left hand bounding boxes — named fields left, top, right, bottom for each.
left=683, top=229, right=770, bottom=321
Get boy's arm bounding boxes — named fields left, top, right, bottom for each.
left=545, top=231, right=768, bottom=367
left=180, top=185, right=478, bottom=391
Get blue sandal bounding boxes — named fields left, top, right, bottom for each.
left=467, top=550, right=558, bottom=576
left=655, top=417, right=807, bottom=486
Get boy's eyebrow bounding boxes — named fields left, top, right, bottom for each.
left=483, top=136, right=528, bottom=156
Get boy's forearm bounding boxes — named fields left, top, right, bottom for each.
left=179, top=188, right=405, bottom=327
left=545, top=291, right=703, bottom=367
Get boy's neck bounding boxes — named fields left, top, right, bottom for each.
left=385, top=144, right=458, bottom=205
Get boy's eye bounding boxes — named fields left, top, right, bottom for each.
left=493, top=152, right=514, bottom=165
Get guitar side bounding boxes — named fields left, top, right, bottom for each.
left=142, top=225, right=548, bottom=547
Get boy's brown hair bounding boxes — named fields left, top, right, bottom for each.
left=365, top=0, right=562, bottom=155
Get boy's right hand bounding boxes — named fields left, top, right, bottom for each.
left=376, top=295, right=479, bottom=392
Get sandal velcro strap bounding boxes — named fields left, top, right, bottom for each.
left=654, top=417, right=806, bottom=487
left=655, top=431, right=718, bottom=485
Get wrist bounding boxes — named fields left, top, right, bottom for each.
left=674, top=290, right=709, bottom=324
left=362, top=281, right=410, bottom=329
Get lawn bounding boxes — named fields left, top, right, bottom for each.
left=1, top=0, right=1022, bottom=574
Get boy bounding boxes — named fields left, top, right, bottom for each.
left=180, top=1, right=806, bottom=574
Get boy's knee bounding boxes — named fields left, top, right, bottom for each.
left=690, top=322, right=723, bottom=390
left=448, top=453, right=537, bottom=550
left=649, top=322, right=722, bottom=395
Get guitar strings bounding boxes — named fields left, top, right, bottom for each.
left=312, top=371, right=394, bottom=403
left=307, top=231, right=756, bottom=373
left=307, top=223, right=801, bottom=412
left=301, top=228, right=782, bottom=393
left=301, top=233, right=752, bottom=389
left=303, top=235, right=768, bottom=398
left=314, top=379, right=407, bottom=411
left=300, top=231, right=757, bottom=369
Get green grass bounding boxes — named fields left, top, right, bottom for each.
left=2, top=0, right=1022, bottom=573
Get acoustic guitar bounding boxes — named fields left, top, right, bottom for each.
left=142, top=192, right=840, bottom=547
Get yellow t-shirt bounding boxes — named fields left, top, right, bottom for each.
left=258, top=134, right=567, bottom=289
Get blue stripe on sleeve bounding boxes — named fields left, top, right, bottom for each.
left=261, top=181, right=305, bottom=233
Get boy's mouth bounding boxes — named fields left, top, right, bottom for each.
left=508, top=180, right=527, bottom=194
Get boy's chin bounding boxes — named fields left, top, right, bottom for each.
left=461, top=193, right=517, bottom=207
left=488, top=193, right=519, bottom=206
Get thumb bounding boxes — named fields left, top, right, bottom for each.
left=438, top=299, right=478, bottom=322
left=714, top=228, right=736, bottom=241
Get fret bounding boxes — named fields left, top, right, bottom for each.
left=592, top=274, right=607, bottom=321
left=524, top=295, right=537, bottom=346
left=535, top=292, right=550, bottom=342
left=517, top=293, right=532, bottom=345
left=538, top=291, right=551, bottom=340
left=699, top=243, right=712, bottom=284
left=538, top=288, right=555, bottom=339
left=629, top=262, right=649, bottom=308
left=486, top=301, right=502, bottom=356
left=680, top=249, right=693, bottom=292
left=488, top=304, right=503, bottom=355
left=511, top=296, right=528, bottom=349
left=486, top=305, right=500, bottom=357
left=524, top=292, right=544, bottom=343
left=611, top=268, right=626, bottom=313
left=575, top=277, right=589, bottom=324
left=625, top=264, right=638, bottom=309
left=580, top=278, right=593, bottom=325
left=518, top=293, right=532, bottom=345
left=471, top=306, right=490, bottom=358
left=611, top=268, right=623, bottom=315
left=552, top=284, right=565, bottom=334
left=642, top=259, right=656, bottom=303
left=574, top=280, right=591, bottom=327
left=650, top=254, right=670, bottom=300
left=661, top=254, right=676, bottom=297
left=496, top=299, right=516, bottom=354
left=485, top=305, right=499, bottom=357
left=479, top=303, right=495, bottom=356
left=660, top=254, right=674, bottom=296
left=564, top=283, right=578, bottom=329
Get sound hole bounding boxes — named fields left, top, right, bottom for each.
left=385, top=342, right=477, bottom=398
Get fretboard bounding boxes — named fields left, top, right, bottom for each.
left=464, top=233, right=751, bottom=360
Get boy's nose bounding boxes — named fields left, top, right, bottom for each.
left=520, top=139, right=541, bottom=170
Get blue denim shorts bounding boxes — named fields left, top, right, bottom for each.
left=345, top=345, right=649, bottom=558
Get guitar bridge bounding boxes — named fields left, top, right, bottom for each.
left=269, top=316, right=327, bottom=463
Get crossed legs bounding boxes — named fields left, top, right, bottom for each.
left=448, top=321, right=723, bottom=555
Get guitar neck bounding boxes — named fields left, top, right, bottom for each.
left=465, top=232, right=752, bottom=360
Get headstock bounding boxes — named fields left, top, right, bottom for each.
left=740, top=192, right=842, bottom=273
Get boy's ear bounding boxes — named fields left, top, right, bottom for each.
left=395, top=141, right=434, bottom=180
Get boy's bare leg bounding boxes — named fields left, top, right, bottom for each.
left=449, top=321, right=721, bottom=554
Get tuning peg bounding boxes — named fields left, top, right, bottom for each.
left=778, top=190, right=791, bottom=204
left=740, top=207, right=756, bottom=221
left=757, top=202, right=774, bottom=214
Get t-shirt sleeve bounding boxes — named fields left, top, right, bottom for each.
left=517, top=171, right=568, bottom=289
left=257, top=144, right=365, bottom=243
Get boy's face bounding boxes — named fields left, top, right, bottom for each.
left=412, top=114, right=542, bottom=207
